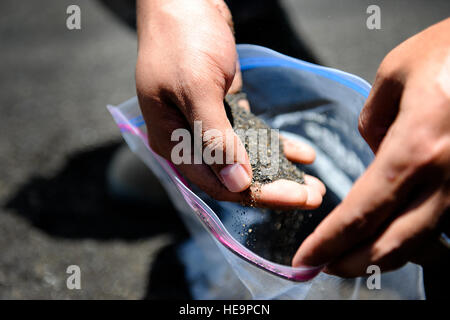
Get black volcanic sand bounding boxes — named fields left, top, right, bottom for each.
left=224, top=93, right=336, bottom=266
left=225, top=93, right=304, bottom=189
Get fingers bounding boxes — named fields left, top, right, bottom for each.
left=253, top=176, right=324, bottom=209
left=237, top=98, right=250, bottom=111
left=139, top=83, right=324, bottom=204
left=255, top=180, right=307, bottom=207
left=142, top=100, right=252, bottom=197
left=136, top=92, right=244, bottom=199
left=291, top=73, right=450, bottom=270
left=188, top=97, right=253, bottom=193
left=281, top=136, right=316, bottom=164
left=291, top=125, right=416, bottom=268
left=139, top=96, right=326, bottom=208
left=358, top=68, right=403, bottom=153
left=304, top=175, right=326, bottom=197
left=174, top=161, right=245, bottom=203
left=225, top=94, right=315, bottom=164
left=324, top=188, right=447, bottom=277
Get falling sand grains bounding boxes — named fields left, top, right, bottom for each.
left=223, top=93, right=333, bottom=266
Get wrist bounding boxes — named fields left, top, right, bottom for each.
left=137, top=0, right=233, bottom=35
left=137, top=0, right=235, bottom=56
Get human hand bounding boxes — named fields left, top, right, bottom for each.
left=135, top=0, right=324, bottom=208
left=292, top=18, right=450, bottom=276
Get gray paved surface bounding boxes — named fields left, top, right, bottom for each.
left=283, top=0, right=450, bottom=81
left=0, top=0, right=448, bottom=299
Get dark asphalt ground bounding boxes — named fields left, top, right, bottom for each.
left=0, top=0, right=448, bottom=299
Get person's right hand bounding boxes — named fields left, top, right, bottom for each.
left=136, top=0, right=325, bottom=208
left=292, top=18, right=450, bottom=276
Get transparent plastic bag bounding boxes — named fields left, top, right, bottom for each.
left=107, top=45, right=425, bottom=300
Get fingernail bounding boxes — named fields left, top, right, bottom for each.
left=219, top=164, right=251, bottom=192
left=292, top=257, right=324, bottom=271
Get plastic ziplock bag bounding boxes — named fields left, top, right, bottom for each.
left=107, top=45, right=425, bottom=300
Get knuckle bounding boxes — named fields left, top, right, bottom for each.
left=376, top=63, right=392, bottom=84
left=406, top=134, right=447, bottom=170
left=202, top=131, right=224, bottom=152
left=179, top=68, right=204, bottom=91
left=374, top=55, right=404, bottom=92
left=136, top=76, right=164, bottom=106
left=136, top=62, right=175, bottom=104
left=339, top=210, right=372, bottom=240
left=428, top=138, right=450, bottom=166
left=378, top=50, right=399, bottom=79
left=136, top=63, right=158, bottom=96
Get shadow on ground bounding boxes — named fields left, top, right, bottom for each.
left=2, top=0, right=320, bottom=300
left=4, top=142, right=192, bottom=299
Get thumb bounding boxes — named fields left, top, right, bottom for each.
left=190, top=96, right=252, bottom=193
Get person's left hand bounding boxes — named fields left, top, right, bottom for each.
left=292, top=18, right=450, bottom=277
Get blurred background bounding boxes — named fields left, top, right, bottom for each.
left=0, top=0, right=449, bottom=299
